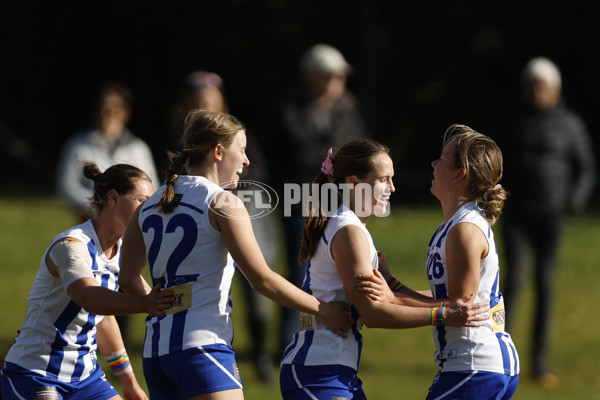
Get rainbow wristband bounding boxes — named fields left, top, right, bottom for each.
left=386, top=276, right=405, bottom=292
left=430, top=307, right=444, bottom=326
left=105, top=348, right=133, bottom=376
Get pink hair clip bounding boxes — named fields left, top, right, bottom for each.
left=321, top=147, right=334, bottom=177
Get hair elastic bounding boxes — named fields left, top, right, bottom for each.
left=483, top=184, right=502, bottom=201
left=321, top=148, right=334, bottom=177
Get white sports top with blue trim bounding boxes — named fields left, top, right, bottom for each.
left=4, top=220, right=119, bottom=382
left=138, top=175, right=235, bottom=358
left=280, top=204, right=378, bottom=371
left=426, top=201, right=519, bottom=376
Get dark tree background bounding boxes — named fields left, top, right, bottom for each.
left=1, top=1, right=598, bottom=202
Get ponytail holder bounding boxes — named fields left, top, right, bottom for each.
left=166, top=180, right=174, bottom=186
left=320, top=148, right=334, bottom=177
left=483, top=184, right=502, bottom=201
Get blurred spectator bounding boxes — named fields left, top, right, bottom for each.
left=56, top=81, right=159, bottom=220
left=54, top=81, right=159, bottom=348
left=168, top=71, right=228, bottom=140
left=259, top=43, right=371, bottom=355
left=491, top=57, right=596, bottom=389
left=171, top=70, right=277, bottom=383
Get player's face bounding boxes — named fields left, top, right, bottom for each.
left=354, top=152, right=395, bottom=218
left=219, top=130, right=250, bottom=189
left=116, top=179, right=154, bottom=234
left=431, top=141, right=459, bottom=199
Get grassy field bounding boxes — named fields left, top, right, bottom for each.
left=1, top=193, right=599, bottom=399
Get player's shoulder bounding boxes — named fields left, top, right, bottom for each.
left=211, top=191, right=246, bottom=216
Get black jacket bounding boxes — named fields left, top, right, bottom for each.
left=494, top=101, right=596, bottom=216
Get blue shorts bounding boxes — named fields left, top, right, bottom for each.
left=143, top=344, right=243, bottom=400
left=1, top=361, right=118, bottom=400
left=280, top=364, right=366, bottom=400
left=426, top=370, right=519, bottom=400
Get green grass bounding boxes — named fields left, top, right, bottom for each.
left=1, top=194, right=599, bottom=399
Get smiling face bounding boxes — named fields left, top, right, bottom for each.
left=218, top=130, right=250, bottom=189
left=353, top=152, right=395, bottom=218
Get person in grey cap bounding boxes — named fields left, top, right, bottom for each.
left=490, top=57, right=596, bottom=390
left=258, top=43, right=371, bottom=357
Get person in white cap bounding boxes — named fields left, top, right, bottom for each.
left=490, top=57, right=596, bottom=390
left=299, top=43, right=354, bottom=109
left=259, top=43, right=371, bottom=357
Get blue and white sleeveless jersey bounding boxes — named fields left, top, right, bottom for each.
left=281, top=204, right=378, bottom=371
left=138, top=175, right=236, bottom=358
left=426, top=201, right=519, bottom=376
left=4, top=220, right=119, bottom=382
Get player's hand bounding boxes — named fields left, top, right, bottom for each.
left=117, top=371, right=148, bottom=400
left=443, top=294, right=490, bottom=327
left=123, top=384, right=148, bottom=400
left=144, top=282, right=175, bottom=317
left=355, top=269, right=395, bottom=303
left=316, top=301, right=353, bottom=338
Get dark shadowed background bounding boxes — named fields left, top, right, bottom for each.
left=1, top=0, right=598, bottom=202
